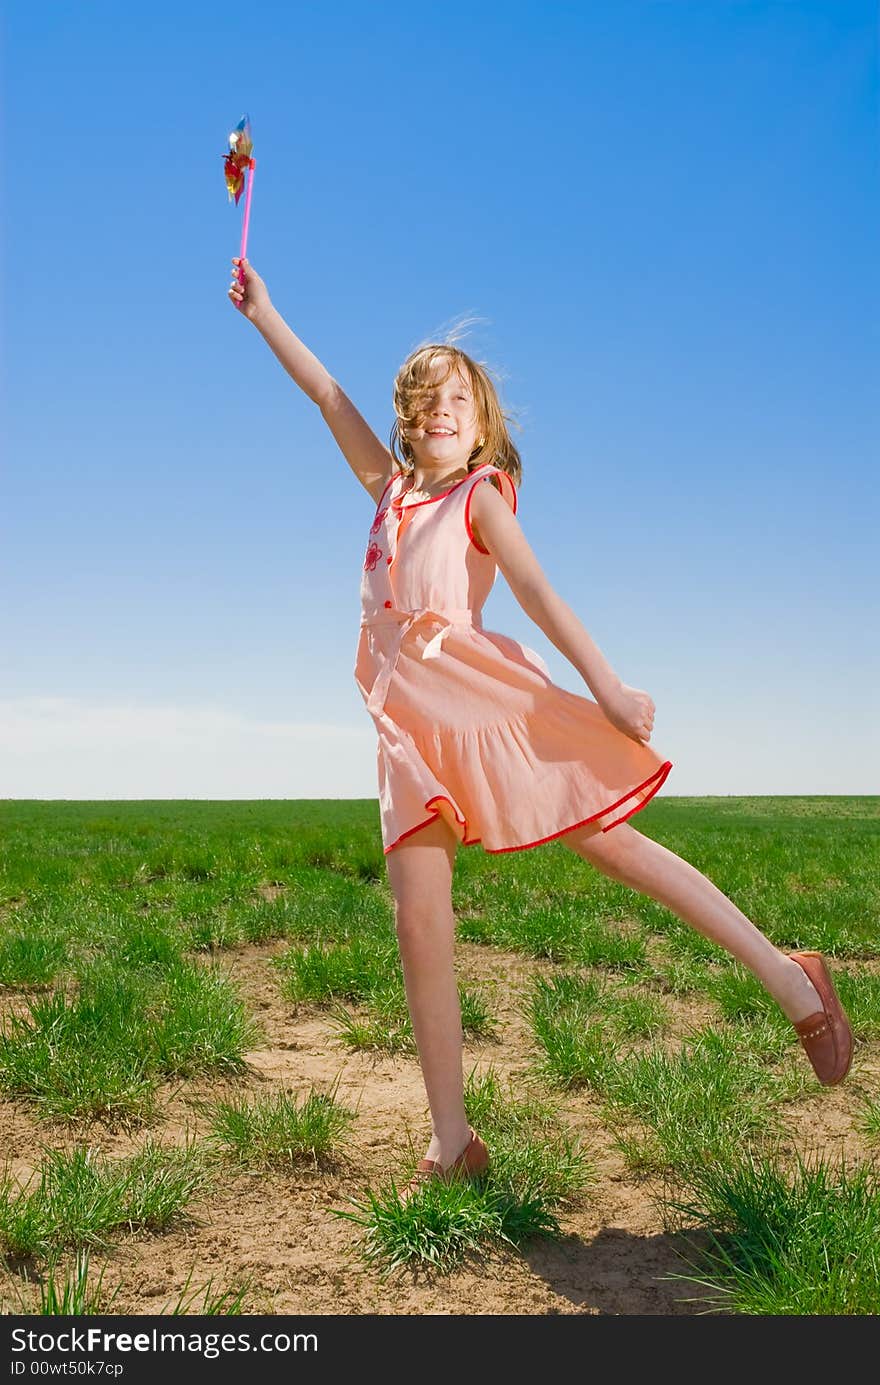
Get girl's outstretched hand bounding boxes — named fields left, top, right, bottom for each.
left=228, top=257, right=272, bottom=323
left=598, top=681, right=656, bottom=746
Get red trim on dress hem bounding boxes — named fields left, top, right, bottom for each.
left=382, top=760, right=673, bottom=855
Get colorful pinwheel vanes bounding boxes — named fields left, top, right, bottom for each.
left=224, top=114, right=255, bottom=206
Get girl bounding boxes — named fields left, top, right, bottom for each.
left=228, top=256, right=853, bottom=1203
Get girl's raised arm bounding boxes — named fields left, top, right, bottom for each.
left=229, top=257, right=395, bottom=504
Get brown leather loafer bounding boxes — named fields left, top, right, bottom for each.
left=789, top=951, right=853, bottom=1086
left=398, top=1127, right=490, bottom=1205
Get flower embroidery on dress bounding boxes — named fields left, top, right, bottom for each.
left=364, top=541, right=384, bottom=572
left=370, top=506, right=389, bottom=536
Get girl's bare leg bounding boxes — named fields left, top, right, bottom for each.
left=558, top=820, right=824, bottom=1022
left=385, top=814, right=471, bottom=1168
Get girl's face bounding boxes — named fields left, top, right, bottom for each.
left=406, top=365, right=481, bottom=468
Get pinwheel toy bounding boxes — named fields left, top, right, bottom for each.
left=224, top=114, right=256, bottom=286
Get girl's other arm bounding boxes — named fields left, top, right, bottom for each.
left=470, top=483, right=656, bottom=745
left=230, top=259, right=395, bottom=504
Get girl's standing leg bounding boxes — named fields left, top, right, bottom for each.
left=557, top=820, right=825, bottom=1023
left=385, top=814, right=472, bottom=1168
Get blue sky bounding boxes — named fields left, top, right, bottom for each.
left=2, top=0, right=877, bottom=801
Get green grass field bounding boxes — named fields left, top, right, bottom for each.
left=0, top=796, right=877, bottom=1315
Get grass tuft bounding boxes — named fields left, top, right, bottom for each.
left=0, top=931, right=69, bottom=988
left=0, top=1138, right=213, bottom=1258
left=0, top=957, right=263, bottom=1123
left=661, top=1150, right=880, bottom=1315
left=1, top=1248, right=122, bottom=1315
left=198, top=1079, right=357, bottom=1170
left=601, top=1027, right=789, bottom=1177
left=332, top=1066, right=595, bottom=1277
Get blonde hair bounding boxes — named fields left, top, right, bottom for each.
left=388, top=328, right=523, bottom=488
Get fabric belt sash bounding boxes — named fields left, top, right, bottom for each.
left=360, top=605, right=479, bottom=717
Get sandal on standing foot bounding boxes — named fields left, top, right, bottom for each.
left=397, top=1127, right=489, bottom=1205
left=788, top=950, right=853, bottom=1086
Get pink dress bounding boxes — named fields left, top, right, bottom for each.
left=355, top=461, right=673, bottom=855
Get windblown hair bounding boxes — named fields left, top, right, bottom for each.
left=389, top=336, right=523, bottom=488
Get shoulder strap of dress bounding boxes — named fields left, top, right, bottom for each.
left=375, top=468, right=404, bottom=510
left=469, top=463, right=518, bottom=515
left=463, top=463, right=518, bottom=554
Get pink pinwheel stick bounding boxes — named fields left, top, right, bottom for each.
left=237, top=159, right=256, bottom=285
